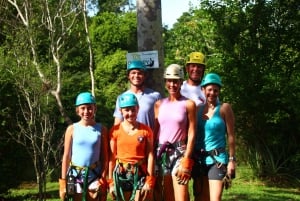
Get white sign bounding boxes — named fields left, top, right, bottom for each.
left=127, top=50, right=159, bottom=69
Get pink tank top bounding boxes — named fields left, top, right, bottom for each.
left=157, top=96, right=188, bottom=144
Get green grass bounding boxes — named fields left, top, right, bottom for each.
left=2, top=165, right=300, bottom=201
left=222, top=166, right=300, bottom=201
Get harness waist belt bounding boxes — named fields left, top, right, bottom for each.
left=157, top=140, right=186, bottom=159
left=117, top=159, right=145, bottom=166
left=158, top=140, right=186, bottom=148
left=197, top=147, right=226, bottom=156
left=70, top=161, right=100, bottom=170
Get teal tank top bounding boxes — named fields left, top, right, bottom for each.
left=195, top=104, right=228, bottom=164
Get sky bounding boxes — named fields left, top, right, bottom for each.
left=161, top=0, right=200, bottom=28
left=87, top=0, right=200, bottom=28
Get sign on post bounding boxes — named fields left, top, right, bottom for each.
left=127, top=50, right=159, bottom=69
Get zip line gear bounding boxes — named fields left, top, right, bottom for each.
left=186, top=52, right=206, bottom=66
left=65, top=161, right=102, bottom=201
left=127, top=60, right=147, bottom=72
left=112, top=159, right=148, bottom=201
left=59, top=178, right=66, bottom=200
left=175, top=157, right=194, bottom=185
left=222, top=173, right=232, bottom=190
left=192, top=147, right=232, bottom=189
left=75, top=92, right=96, bottom=106
left=193, top=147, right=226, bottom=166
left=156, top=141, right=186, bottom=175
left=164, top=64, right=184, bottom=79
left=119, top=93, right=139, bottom=108
left=200, top=73, right=222, bottom=87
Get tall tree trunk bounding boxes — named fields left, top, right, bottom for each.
left=137, top=0, right=165, bottom=96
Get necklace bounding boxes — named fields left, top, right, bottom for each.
left=122, top=122, right=138, bottom=135
left=207, top=103, right=215, bottom=110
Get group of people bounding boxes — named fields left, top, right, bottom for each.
left=59, top=52, right=236, bottom=201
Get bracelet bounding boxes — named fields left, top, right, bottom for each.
left=229, top=156, right=236, bottom=162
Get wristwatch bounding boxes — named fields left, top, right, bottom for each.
left=229, top=156, right=236, bottom=162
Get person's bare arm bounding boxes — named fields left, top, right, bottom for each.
left=222, top=103, right=235, bottom=158
left=61, top=125, right=73, bottom=179
left=108, top=129, right=117, bottom=180
left=184, top=99, right=196, bottom=158
left=100, top=126, right=109, bottom=178
left=146, top=129, right=154, bottom=176
left=221, top=103, right=236, bottom=176
left=153, top=100, right=161, bottom=145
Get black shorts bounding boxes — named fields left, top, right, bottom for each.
left=192, top=162, right=227, bottom=180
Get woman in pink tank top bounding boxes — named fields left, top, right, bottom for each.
left=153, top=64, right=196, bottom=201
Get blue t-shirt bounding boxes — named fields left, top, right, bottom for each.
left=195, top=104, right=228, bottom=164
left=113, top=88, right=161, bottom=130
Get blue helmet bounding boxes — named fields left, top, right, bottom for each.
left=127, top=60, right=147, bottom=71
left=75, top=92, right=96, bottom=106
left=201, top=73, right=222, bottom=87
left=119, top=93, right=138, bottom=108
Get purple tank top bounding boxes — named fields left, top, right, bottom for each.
left=157, top=96, right=188, bottom=144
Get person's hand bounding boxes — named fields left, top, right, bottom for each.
left=88, top=177, right=107, bottom=199
left=142, top=176, right=156, bottom=191
left=59, top=178, right=66, bottom=200
left=175, top=157, right=194, bottom=185
left=107, top=179, right=116, bottom=200
left=140, top=176, right=155, bottom=200
left=227, top=160, right=236, bottom=179
left=97, top=177, right=108, bottom=193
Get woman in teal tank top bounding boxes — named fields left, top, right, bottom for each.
left=192, top=73, right=236, bottom=201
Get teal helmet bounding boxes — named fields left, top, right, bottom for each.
left=119, top=93, right=138, bottom=108
left=201, top=73, right=222, bottom=87
left=75, top=92, right=96, bottom=106
left=127, top=60, right=147, bottom=71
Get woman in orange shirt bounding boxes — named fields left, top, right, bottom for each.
left=108, top=93, right=155, bottom=201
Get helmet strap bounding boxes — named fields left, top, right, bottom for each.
left=189, top=77, right=202, bottom=86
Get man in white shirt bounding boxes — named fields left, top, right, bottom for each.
left=181, top=52, right=206, bottom=107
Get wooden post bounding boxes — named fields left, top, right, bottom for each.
left=136, top=0, right=165, bottom=96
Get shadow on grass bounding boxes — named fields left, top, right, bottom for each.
left=223, top=188, right=300, bottom=201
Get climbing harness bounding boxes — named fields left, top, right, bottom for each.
left=113, top=160, right=146, bottom=201
left=193, top=147, right=226, bottom=166
left=156, top=141, right=186, bottom=175
left=65, top=161, right=100, bottom=201
left=193, top=147, right=231, bottom=191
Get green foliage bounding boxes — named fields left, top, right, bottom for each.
left=91, top=11, right=138, bottom=127
left=97, top=0, right=135, bottom=13
left=163, top=7, right=222, bottom=77
left=94, top=50, right=129, bottom=127
left=0, top=1, right=94, bottom=196
left=89, top=11, right=137, bottom=58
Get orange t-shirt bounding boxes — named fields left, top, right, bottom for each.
left=110, top=123, right=153, bottom=164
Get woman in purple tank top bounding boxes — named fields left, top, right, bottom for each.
left=153, top=64, right=196, bottom=201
